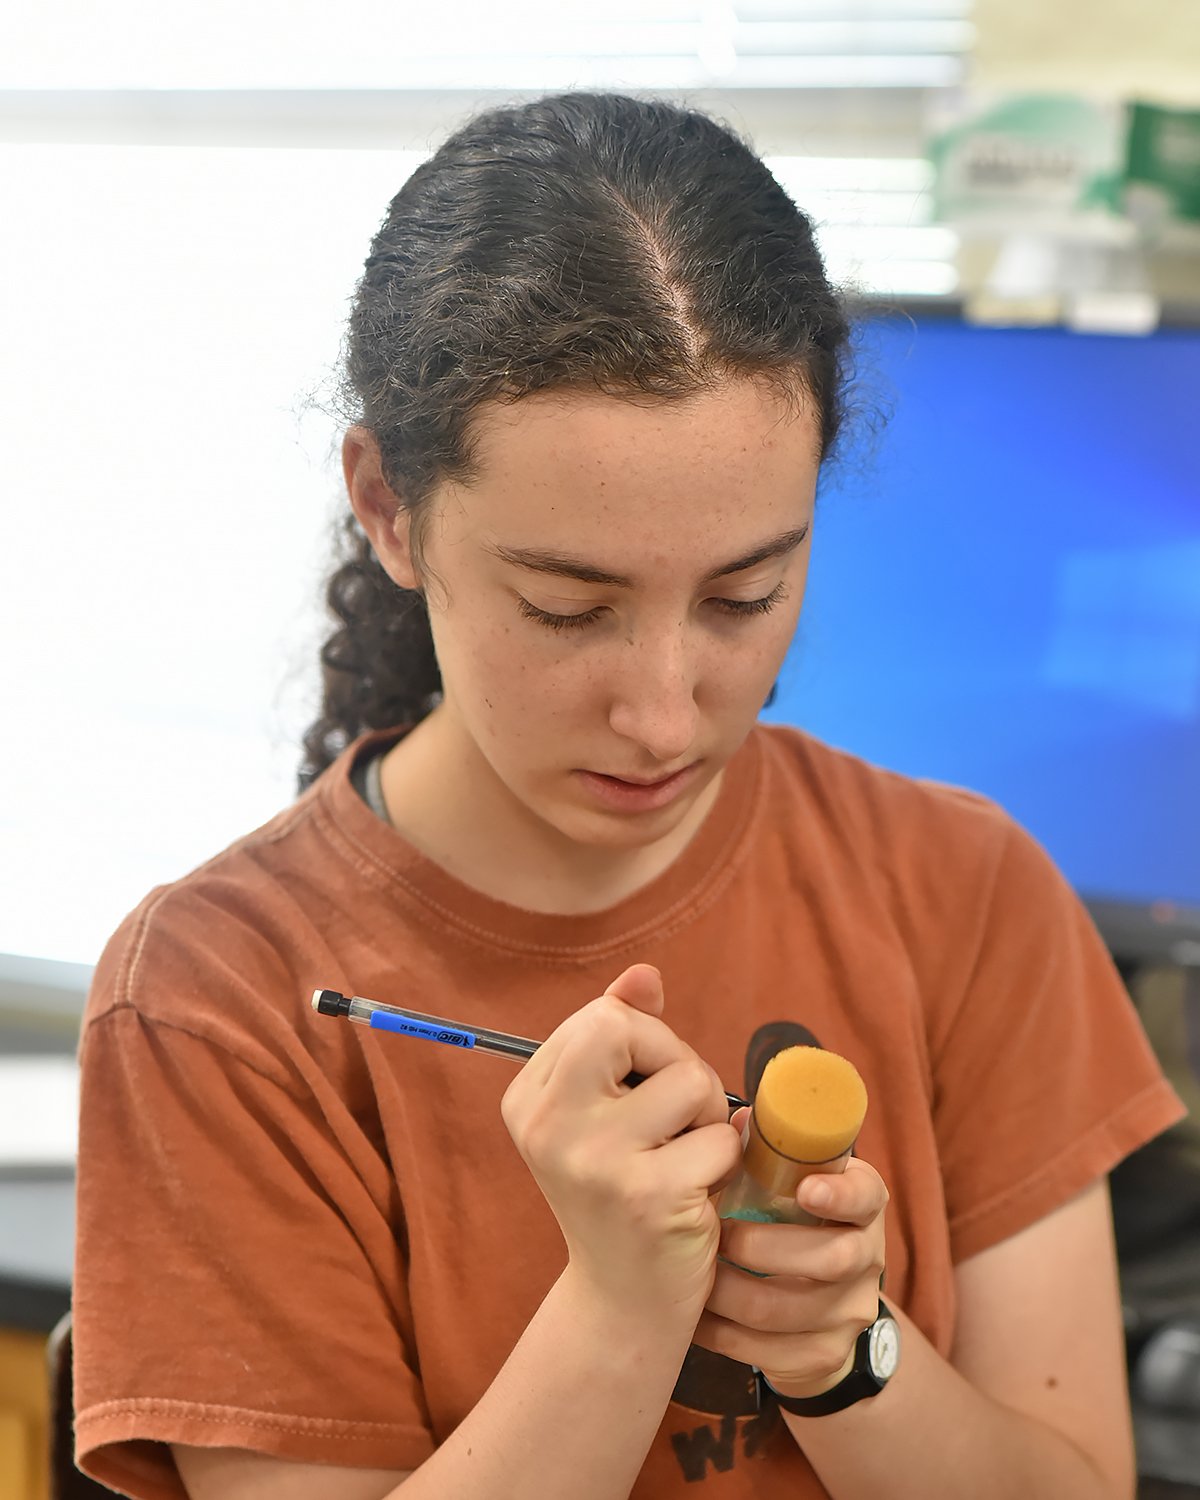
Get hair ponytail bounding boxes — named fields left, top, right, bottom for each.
left=297, top=514, right=440, bottom=790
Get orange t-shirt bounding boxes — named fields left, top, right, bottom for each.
left=72, top=724, right=1184, bottom=1498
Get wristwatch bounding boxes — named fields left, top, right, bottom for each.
left=759, top=1300, right=900, bottom=1416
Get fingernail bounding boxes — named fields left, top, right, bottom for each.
left=804, top=1183, right=831, bottom=1211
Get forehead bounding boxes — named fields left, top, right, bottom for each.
left=436, top=380, right=821, bottom=562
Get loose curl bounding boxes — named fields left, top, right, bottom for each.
left=299, top=91, right=854, bottom=790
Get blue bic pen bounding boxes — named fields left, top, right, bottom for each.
left=312, top=988, right=750, bottom=1110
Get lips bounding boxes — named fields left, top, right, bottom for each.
left=596, top=769, right=693, bottom=787
left=575, top=761, right=702, bottom=813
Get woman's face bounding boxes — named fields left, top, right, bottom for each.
left=377, top=378, right=820, bottom=852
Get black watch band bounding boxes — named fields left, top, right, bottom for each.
left=759, top=1300, right=900, bottom=1417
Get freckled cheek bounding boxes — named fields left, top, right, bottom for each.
left=454, top=626, right=600, bottom=731
left=443, top=612, right=516, bottom=675
left=525, top=655, right=610, bottom=723
left=702, top=628, right=793, bottom=707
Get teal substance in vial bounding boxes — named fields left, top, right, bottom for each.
left=720, top=1206, right=780, bottom=1276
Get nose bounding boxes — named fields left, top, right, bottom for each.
left=606, top=624, right=700, bottom=766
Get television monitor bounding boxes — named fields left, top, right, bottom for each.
left=764, top=308, right=1200, bottom=964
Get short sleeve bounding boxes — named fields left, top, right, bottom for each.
left=73, top=996, right=436, bottom=1499
left=927, top=815, right=1186, bottom=1266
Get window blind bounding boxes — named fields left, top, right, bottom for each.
left=1, top=7, right=968, bottom=977
left=4, top=0, right=972, bottom=91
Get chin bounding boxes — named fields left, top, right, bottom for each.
left=564, top=809, right=691, bottom=850
left=554, top=775, right=719, bottom=851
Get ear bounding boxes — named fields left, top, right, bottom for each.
left=342, top=425, right=421, bottom=592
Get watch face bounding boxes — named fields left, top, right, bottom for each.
left=868, top=1317, right=901, bottom=1381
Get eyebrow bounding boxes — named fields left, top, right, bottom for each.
left=488, top=525, right=810, bottom=589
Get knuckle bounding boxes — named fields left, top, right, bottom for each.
left=561, top=1138, right=611, bottom=1192
left=499, top=1079, right=520, bottom=1129
left=719, top=1121, right=744, bottom=1172
left=854, top=1294, right=879, bottom=1330
left=512, top=1117, right=550, bottom=1169
left=821, top=1234, right=860, bottom=1283
left=573, top=996, right=616, bottom=1047
left=575, top=1157, right=659, bottom=1231
left=740, top=1281, right=777, bottom=1331
left=589, top=992, right=631, bottom=1032
left=783, top=1336, right=846, bottom=1385
left=679, top=1056, right=715, bottom=1105
left=500, top=1079, right=537, bottom=1150
left=811, top=1333, right=852, bottom=1380
left=513, top=1095, right=570, bottom=1170
left=621, top=1174, right=661, bottom=1228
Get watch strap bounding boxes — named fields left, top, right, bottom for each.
left=760, top=1300, right=895, bottom=1417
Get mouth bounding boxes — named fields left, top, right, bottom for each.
left=575, top=761, right=702, bottom=812
left=598, top=768, right=695, bottom=788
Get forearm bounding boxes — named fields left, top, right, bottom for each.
left=782, top=1305, right=1131, bottom=1500
left=395, top=1267, right=691, bottom=1500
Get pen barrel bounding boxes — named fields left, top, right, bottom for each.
left=313, top=989, right=745, bottom=1104
left=345, top=997, right=539, bottom=1062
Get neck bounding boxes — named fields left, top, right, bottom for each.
left=376, top=710, right=721, bottom=915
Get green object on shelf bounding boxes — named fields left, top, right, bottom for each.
left=928, top=94, right=1125, bottom=227
left=1125, top=102, right=1200, bottom=227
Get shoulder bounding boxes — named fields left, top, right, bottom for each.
left=81, top=777, right=339, bottom=1075
left=746, top=723, right=1084, bottom=977
left=751, top=721, right=1020, bottom=871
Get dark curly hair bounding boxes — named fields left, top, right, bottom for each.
left=298, top=90, right=854, bottom=790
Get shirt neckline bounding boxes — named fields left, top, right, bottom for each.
left=315, top=726, right=765, bottom=962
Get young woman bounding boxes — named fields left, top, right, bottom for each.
left=72, top=92, right=1182, bottom=1500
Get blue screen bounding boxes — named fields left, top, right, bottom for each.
left=764, top=316, right=1200, bottom=911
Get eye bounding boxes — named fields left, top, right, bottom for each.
left=710, top=582, right=789, bottom=618
left=516, top=596, right=605, bottom=632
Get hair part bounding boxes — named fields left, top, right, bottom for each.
left=299, top=90, right=854, bottom=790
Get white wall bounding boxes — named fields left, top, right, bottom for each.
left=972, top=0, right=1200, bottom=100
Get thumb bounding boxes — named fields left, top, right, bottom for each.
left=603, top=963, right=664, bottom=1016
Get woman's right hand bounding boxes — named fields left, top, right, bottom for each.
left=500, top=963, right=743, bottom=1332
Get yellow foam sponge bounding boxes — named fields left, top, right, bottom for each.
left=754, top=1046, right=867, bottom=1162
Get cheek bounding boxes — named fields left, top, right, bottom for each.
left=708, top=620, right=797, bottom=704
left=754, top=592, right=806, bottom=678
left=450, top=619, right=596, bottom=725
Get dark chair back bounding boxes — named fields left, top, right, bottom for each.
left=47, top=1314, right=115, bottom=1499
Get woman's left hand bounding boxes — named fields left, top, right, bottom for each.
left=691, top=1130, right=890, bottom=1401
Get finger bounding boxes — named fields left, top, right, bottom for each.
left=520, top=968, right=665, bottom=1093
left=549, top=997, right=717, bottom=1107
left=717, top=1218, right=882, bottom=1283
left=618, top=1058, right=733, bottom=1143
left=702, top=1260, right=828, bottom=1332
left=795, top=1157, right=889, bottom=1227
left=708, top=1160, right=743, bottom=1200
left=603, top=963, right=664, bottom=1015
left=707, top=1109, right=750, bottom=1197
left=653, top=1119, right=744, bottom=1198
left=691, top=1308, right=858, bottom=1388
